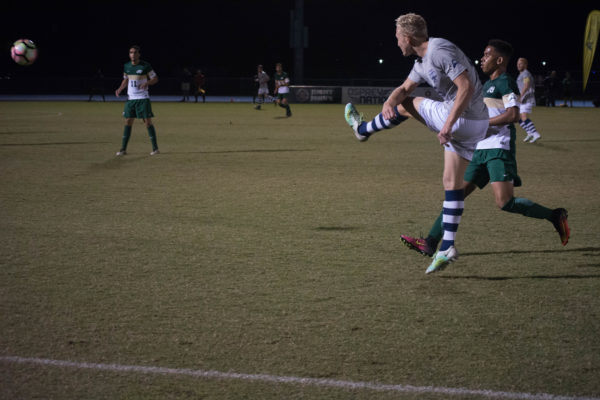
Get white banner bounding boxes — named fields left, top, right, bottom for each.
left=341, top=86, right=442, bottom=104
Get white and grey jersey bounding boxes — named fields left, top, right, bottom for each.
left=408, top=37, right=488, bottom=121
left=517, top=69, right=535, bottom=105
left=256, top=71, right=269, bottom=90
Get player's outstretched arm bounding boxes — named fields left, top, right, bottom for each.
left=115, top=78, right=128, bottom=97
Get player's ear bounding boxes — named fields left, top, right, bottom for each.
left=497, top=56, right=504, bottom=66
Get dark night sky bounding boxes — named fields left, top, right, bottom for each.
left=2, top=0, right=599, bottom=83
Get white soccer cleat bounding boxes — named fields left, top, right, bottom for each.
left=425, top=246, right=458, bottom=274
left=528, top=133, right=541, bottom=143
left=116, top=150, right=127, bottom=156
left=344, top=103, right=369, bottom=142
left=523, top=134, right=533, bottom=143
left=150, top=149, right=160, bottom=156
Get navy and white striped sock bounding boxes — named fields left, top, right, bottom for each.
left=357, top=107, right=408, bottom=135
left=519, top=118, right=540, bottom=136
left=439, top=189, right=464, bottom=252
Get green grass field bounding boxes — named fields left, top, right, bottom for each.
left=1, top=101, right=599, bottom=399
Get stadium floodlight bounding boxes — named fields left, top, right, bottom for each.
left=378, top=59, right=384, bottom=64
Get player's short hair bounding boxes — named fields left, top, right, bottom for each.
left=395, top=13, right=428, bottom=40
left=130, top=45, right=141, bottom=52
left=488, top=39, right=513, bottom=61
left=518, top=57, right=529, bottom=66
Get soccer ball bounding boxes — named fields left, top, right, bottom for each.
left=11, top=39, right=38, bottom=66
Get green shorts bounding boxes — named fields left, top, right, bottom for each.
left=464, top=148, right=522, bottom=189
left=277, top=92, right=289, bottom=101
left=123, top=99, right=154, bottom=119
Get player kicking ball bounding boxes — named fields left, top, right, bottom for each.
left=345, top=13, right=489, bottom=274
left=398, top=40, right=570, bottom=267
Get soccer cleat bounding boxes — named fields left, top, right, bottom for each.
left=150, top=149, right=160, bottom=156
left=286, top=109, right=292, bottom=117
left=551, top=208, right=570, bottom=246
left=344, top=103, right=369, bottom=142
left=400, top=235, right=435, bottom=257
left=528, top=133, right=541, bottom=143
left=425, top=246, right=458, bottom=274
left=523, top=134, right=533, bottom=143
left=116, top=150, right=127, bottom=156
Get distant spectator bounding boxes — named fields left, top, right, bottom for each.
left=543, top=70, right=560, bottom=107
left=88, top=68, right=106, bottom=102
left=180, top=67, right=192, bottom=102
left=560, top=71, right=573, bottom=107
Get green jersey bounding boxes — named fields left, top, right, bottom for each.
left=123, top=60, right=156, bottom=100
left=273, top=71, right=290, bottom=94
left=479, top=73, right=520, bottom=152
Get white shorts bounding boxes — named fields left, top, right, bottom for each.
left=418, top=98, right=489, bottom=161
left=519, top=102, right=534, bottom=114
left=258, top=87, right=269, bottom=95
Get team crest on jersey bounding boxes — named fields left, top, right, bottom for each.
left=428, top=70, right=438, bottom=86
left=487, top=86, right=496, bottom=94
left=136, top=69, right=143, bottom=74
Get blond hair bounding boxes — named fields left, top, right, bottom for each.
left=395, top=13, right=428, bottom=40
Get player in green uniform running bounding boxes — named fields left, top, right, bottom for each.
left=400, top=39, right=570, bottom=273
left=273, top=62, right=292, bottom=117
left=115, top=45, right=160, bottom=156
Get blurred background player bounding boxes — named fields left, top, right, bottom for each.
left=516, top=57, right=541, bottom=143
left=254, top=64, right=270, bottom=110
left=179, top=67, right=192, bottom=102
left=400, top=40, right=570, bottom=262
left=193, top=69, right=206, bottom=103
left=115, top=45, right=160, bottom=156
left=87, top=68, right=106, bottom=102
left=274, top=62, right=292, bottom=117
left=344, top=13, right=489, bottom=274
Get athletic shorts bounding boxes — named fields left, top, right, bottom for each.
left=519, top=102, right=534, bottom=114
left=418, top=98, right=488, bottom=161
left=464, top=148, right=522, bottom=189
left=123, top=99, right=154, bottom=119
left=258, top=87, right=269, bottom=95
left=277, top=92, right=289, bottom=101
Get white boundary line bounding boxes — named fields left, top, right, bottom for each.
left=1, top=355, right=598, bottom=400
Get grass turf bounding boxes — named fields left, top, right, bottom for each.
left=1, top=101, right=599, bottom=399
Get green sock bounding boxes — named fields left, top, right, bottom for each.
left=147, top=125, right=158, bottom=151
left=121, top=125, right=132, bottom=151
left=427, top=211, right=444, bottom=246
left=501, top=197, right=553, bottom=220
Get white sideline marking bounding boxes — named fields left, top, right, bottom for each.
left=1, top=355, right=598, bottom=400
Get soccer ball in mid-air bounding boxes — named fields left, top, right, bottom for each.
left=11, top=39, right=38, bottom=66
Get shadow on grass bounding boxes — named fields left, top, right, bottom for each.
left=314, top=226, right=359, bottom=231
left=91, top=155, right=149, bottom=169
left=440, top=274, right=600, bottom=281
left=461, top=247, right=600, bottom=256
left=0, top=141, right=109, bottom=146
left=167, top=149, right=315, bottom=154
